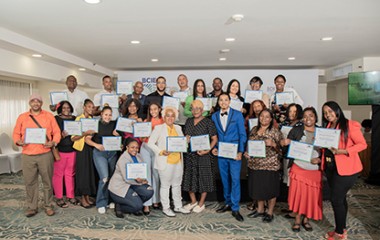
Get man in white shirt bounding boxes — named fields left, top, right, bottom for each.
left=171, top=74, right=192, bottom=127
left=93, top=75, right=116, bottom=116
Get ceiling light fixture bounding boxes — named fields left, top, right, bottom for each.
left=288, top=57, right=296, bottom=60
left=32, top=54, right=42, bottom=58
left=232, top=14, right=244, bottom=22
left=78, top=68, right=86, bottom=71
left=84, top=0, right=101, bottom=4
left=321, top=37, right=333, bottom=41
left=220, top=49, right=230, bottom=53
left=225, top=38, right=235, bottom=42
left=151, top=59, right=158, bottom=62
left=131, top=40, right=140, bottom=44
left=219, top=57, right=227, bottom=61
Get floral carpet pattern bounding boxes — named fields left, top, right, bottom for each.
left=0, top=173, right=379, bottom=240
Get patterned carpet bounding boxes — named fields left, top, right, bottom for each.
left=0, top=173, right=379, bottom=240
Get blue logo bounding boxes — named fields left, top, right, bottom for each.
left=142, top=77, right=157, bottom=93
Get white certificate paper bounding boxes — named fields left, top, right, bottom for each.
left=116, top=117, right=136, bottom=133
left=211, top=97, right=218, bottom=107
left=287, top=140, right=313, bottom=162
left=63, top=121, right=82, bottom=136
left=248, top=118, right=258, bottom=131
left=102, top=136, right=122, bottom=151
left=314, top=128, right=341, bottom=149
left=275, top=92, right=294, bottom=105
left=116, top=81, right=133, bottom=95
left=230, top=99, right=244, bottom=111
left=25, top=128, right=46, bottom=144
left=162, top=96, right=180, bottom=110
left=172, top=91, right=188, bottom=102
left=80, top=118, right=99, bottom=132
left=190, top=135, right=211, bottom=152
left=218, top=142, right=238, bottom=159
left=50, top=92, right=68, bottom=105
left=244, top=90, right=263, bottom=104
left=133, top=122, right=152, bottom=137
left=281, top=126, right=293, bottom=139
left=196, top=97, right=212, bottom=111
left=126, top=163, right=147, bottom=179
left=248, top=140, right=266, bottom=158
left=101, top=94, right=119, bottom=108
left=166, top=136, right=187, bottom=152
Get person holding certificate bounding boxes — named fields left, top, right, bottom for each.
left=243, top=109, right=283, bottom=223
left=109, top=138, right=154, bottom=218
left=184, top=79, right=209, bottom=118
left=182, top=100, right=218, bottom=213
left=226, top=79, right=249, bottom=117
left=249, top=76, right=270, bottom=108
left=13, top=94, right=61, bottom=217
left=321, top=101, right=367, bottom=240
left=85, top=106, right=121, bottom=214
left=282, top=107, right=323, bottom=232
left=121, top=98, right=143, bottom=146
left=147, top=106, right=191, bottom=217
left=211, top=93, right=247, bottom=222
left=52, top=101, right=77, bottom=208
left=143, top=76, right=171, bottom=118
left=245, top=100, right=269, bottom=134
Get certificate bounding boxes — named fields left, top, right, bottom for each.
left=63, top=121, right=82, bottom=136
left=162, top=96, right=180, bottom=110
left=126, top=163, right=147, bottom=179
left=211, top=97, right=218, bottom=107
left=244, top=90, right=263, bottom=104
left=281, top=126, right=293, bottom=139
left=116, top=117, right=136, bottom=133
left=248, top=118, right=258, bottom=131
left=248, top=140, right=266, bottom=158
left=133, top=122, right=152, bottom=137
left=50, top=92, right=68, bottom=105
left=111, top=107, right=120, bottom=121
left=101, top=94, right=119, bottom=108
left=166, top=136, right=187, bottom=152
left=287, top=140, right=313, bottom=162
left=80, top=118, right=99, bottom=132
left=196, top=97, right=212, bottom=111
left=102, top=136, right=122, bottom=151
left=116, top=81, right=133, bottom=95
left=275, top=92, right=294, bottom=105
left=218, top=142, right=238, bottom=159
left=190, top=135, right=210, bottom=152
left=314, top=127, right=341, bottom=149
left=172, top=91, right=188, bottom=102
left=24, top=128, right=46, bottom=144
left=230, top=99, right=243, bottom=111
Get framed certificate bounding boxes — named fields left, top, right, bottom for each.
left=247, top=140, right=266, bottom=158
left=80, top=118, right=99, bottom=132
left=102, top=136, right=122, bottom=151
left=218, top=142, right=238, bottom=159
left=172, top=91, right=188, bottom=102
left=314, top=127, right=341, bottom=149
left=244, top=90, right=263, bottom=104
left=162, top=96, right=180, bottom=110
left=287, top=140, right=313, bottom=162
left=248, top=118, right=258, bottom=131
left=101, top=94, right=119, bottom=108
left=63, top=121, right=82, bottom=136
left=126, top=163, right=147, bottom=179
left=230, top=99, right=243, bottom=111
left=190, top=135, right=210, bottom=152
left=133, top=122, right=152, bottom=137
left=281, top=126, right=293, bottom=139
left=24, top=128, right=46, bottom=144
left=196, top=97, right=212, bottom=111
left=166, top=136, right=187, bottom=152
left=275, top=92, right=294, bottom=105
left=116, top=117, right=136, bottom=133
left=50, top=92, right=68, bottom=105
left=116, top=81, right=133, bottom=95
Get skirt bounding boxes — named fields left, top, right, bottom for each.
left=249, top=169, right=280, bottom=200
left=75, top=144, right=97, bottom=196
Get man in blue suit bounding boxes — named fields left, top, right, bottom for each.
left=211, top=93, right=247, bottom=222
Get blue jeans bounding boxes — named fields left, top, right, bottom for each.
left=110, top=184, right=153, bottom=213
left=93, top=149, right=117, bottom=208
left=218, top=157, right=242, bottom=211
left=140, top=143, right=160, bottom=206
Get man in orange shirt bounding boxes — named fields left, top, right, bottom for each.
left=13, top=94, right=61, bottom=217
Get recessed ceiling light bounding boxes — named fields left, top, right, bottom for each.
left=288, top=57, right=296, bottom=60
left=84, top=0, right=101, bottom=4
left=151, top=59, right=158, bottom=62
left=232, top=14, right=244, bottom=22
left=131, top=40, right=140, bottom=44
left=219, top=57, right=227, bottom=61
left=32, top=54, right=42, bottom=58
left=321, top=37, right=333, bottom=41
left=225, top=38, right=235, bottom=42
left=220, top=49, right=230, bottom=53
left=78, top=68, right=86, bottom=71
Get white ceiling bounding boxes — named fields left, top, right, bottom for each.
left=0, top=0, right=379, bottom=71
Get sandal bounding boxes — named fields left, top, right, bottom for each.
left=56, top=199, right=69, bottom=208
left=302, top=218, right=313, bottom=231
left=68, top=198, right=79, bottom=205
left=292, top=223, right=301, bottom=232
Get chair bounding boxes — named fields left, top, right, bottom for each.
left=0, top=133, right=22, bottom=173
left=0, top=152, right=11, bottom=174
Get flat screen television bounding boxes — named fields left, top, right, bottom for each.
left=348, top=71, right=380, bottom=105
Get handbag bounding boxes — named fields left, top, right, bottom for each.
left=323, top=148, right=336, bottom=170
left=29, top=115, right=61, bottom=161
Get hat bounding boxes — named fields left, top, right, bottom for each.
left=29, top=94, right=43, bottom=102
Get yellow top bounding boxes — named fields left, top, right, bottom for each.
left=167, top=125, right=181, bottom=164
left=72, top=114, right=91, bottom=151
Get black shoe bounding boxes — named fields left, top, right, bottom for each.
left=143, top=210, right=150, bottom=216
left=232, top=211, right=244, bottom=222
left=284, top=213, right=296, bottom=219
left=216, top=205, right=232, bottom=213
left=292, top=223, right=301, bottom=232
left=152, top=203, right=161, bottom=210
left=114, top=204, right=124, bottom=218
left=302, top=220, right=313, bottom=231
left=247, top=211, right=266, bottom=218
left=133, top=211, right=143, bottom=216
left=263, top=214, right=274, bottom=223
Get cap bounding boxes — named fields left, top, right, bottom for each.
left=29, top=94, right=43, bottom=102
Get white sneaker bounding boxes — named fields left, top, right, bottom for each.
left=108, top=202, right=115, bottom=209
left=183, top=202, right=198, bottom=211
left=173, top=207, right=191, bottom=214
left=193, top=205, right=205, bottom=213
left=98, top=207, right=106, bottom=214
left=163, top=208, right=176, bottom=217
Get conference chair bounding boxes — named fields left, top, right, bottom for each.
left=0, top=133, right=22, bottom=173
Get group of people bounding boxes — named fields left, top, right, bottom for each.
left=12, top=73, right=367, bottom=240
